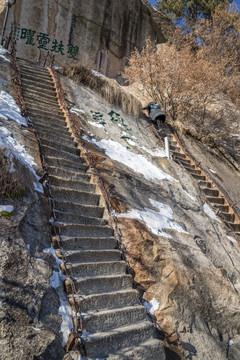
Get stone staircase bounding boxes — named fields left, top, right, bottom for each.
left=18, top=59, right=166, bottom=360
left=158, top=124, right=240, bottom=238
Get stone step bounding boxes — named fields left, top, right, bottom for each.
left=23, top=90, right=58, bottom=104
left=108, top=338, right=165, bottom=360
left=37, top=132, right=75, bottom=148
left=185, top=168, right=202, bottom=175
left=173, top=151, right=186, bottom=160
left=66, top=274, right=133, bottom=295
left=49, top=175, right=95, bottom=193
left=202, top=187, right=220, bottom=197
left=62, top=260, right=126, bottom=277
left=224, top=222, right=240, bottom=232
left=20, top=63, right=50, bottom=75
left=47, top=166, right=91, bottom=182
left=82, top=305, right=147, bottom=334
left=207, top=196, right=225, bottom=204
left=46, top=156, right=86, bottom=172
left=42, top=144, right=82, bottom=163
left=191, top=173, right=206, bottom=181
left=25, top=105, right=63, bottom=117
left=53, top=200, right=104, bottom=217
left=180, top=162, right=196, bottom=170
left=50, top=186, right=100, bottom=205
left=21, top=78, right=56, bottom=93
left=32, top=123, right=73, bottom=140
left=212, top=204, right=230, bottom=212
left=63, top=249, right=122, bottom=263
left=22, top=86, right=57, bottom=101
left=56, top=223, right=113, bottom=238
left=41, top=139, right=80, bottom=156
left=31, top=116, right=68, bottom=130
left=170, top=145, right=180, bottom=152
left=53, top=210, right=106, bottom=226
left=178, top=158, right=191, bottom=165
left=30, top=113, right=67, bottom=126
left=219, top=212, right=235, bottom=223
left=54, top=236, right=117, bottom=251
left=69, top=289, right=139, bottom=313
left=198, top=180, right=212, bottom=188
left=20, top=70, right=53, bottom=83
left=23, top=93, right=59, bottom=107
left=84, top=322, right=155, bottom=358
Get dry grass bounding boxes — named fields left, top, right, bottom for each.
left=0, top=151, right=26, bottom=199
left=59, top=63, right=142, bottom=117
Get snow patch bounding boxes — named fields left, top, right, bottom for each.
left=227, top=236, right=237, bottom=244
left=140, top=145, right=166, bottom=158
left=43, top=245, right=62, bottom=265
left=88, top=121, right=104, bottom=128
left=0, top=205, right=14, bottom=213
left=70, top=107, right=85, bottom=115
left=0, top=91, right=27, bottom=125
left=32, top=327, right=41, bottom=331
left=229, top=339, right=234, bottom=346
left=118, top=199, right=188, bottom=239
left=91, top=69, right=108, bottom=80
left=209, top=169, right=217, bottom=174
left=50, top=271, right=60, bottom=289
left=59, top=299, right=74, bottom=346
left=230, top=133, right=240, bottom=140
left=144, top=298, right=160, bottom=315
left=183, top=190, right=196, bottom=201
left=0, top=126, right=43, bottom=192
left=203, top=204, right=221, bottom=223
left=0, top=46, right=10, bottom=63
left=83, top=136, right=175, bottom=182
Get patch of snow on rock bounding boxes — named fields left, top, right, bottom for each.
left=209, top=169, right=217, bottom=174
left=0, top=46, right=10, bottom=63
left=50, top=271, right=60, bottom=289
left=183, top=190, right=196, bottom=201
left=84, top=136, right=175, bottom=182
left=0, top=205, right=14, bottom=213
left=140, top=145, right=166, bottom=158
left=227, top=236, right=237, bottom=243
left=0, top=91, right=27, bottom=125
left=88, top=121, right=104, bottom=128
left=203, top=203, right=221, bottom=223
left=144, top=298, right=160, bottom=315
left=118, top=199, right=188, bottom=238
left=0, top=126, right=43, bottom=192
left=59, top=299, right=74, bottom=346
left=70, top=107, right=85, bottom=115
left=91, top=69, right=108, bottom=80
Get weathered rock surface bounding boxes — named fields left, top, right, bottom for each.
left=61, top=73, right=240, bottom=359
left=0, top=0, right=174, bottom=77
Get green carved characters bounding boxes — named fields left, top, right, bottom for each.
left=11, top=23, right=79, bottom=60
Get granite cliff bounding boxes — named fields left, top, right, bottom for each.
left=0, top=0, right=174, bottom=77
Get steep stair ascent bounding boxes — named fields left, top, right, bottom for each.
left=18, top=59, right=166, bottom=359
left=156, top=124, right=240, bottom=239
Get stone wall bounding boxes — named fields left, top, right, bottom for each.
left=0, top=0, right=174, bottom=77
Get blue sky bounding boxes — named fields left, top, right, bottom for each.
left=149, top=0, right=240, bottom=10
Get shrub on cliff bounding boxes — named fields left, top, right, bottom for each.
left=123, top=4, right=240, bottom=143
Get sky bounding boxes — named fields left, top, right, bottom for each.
left=149, top=0, right=240, bottom=11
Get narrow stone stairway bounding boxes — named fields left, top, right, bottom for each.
left=157, top=124, right=240, bottom=238
left=18, top=58, right=166, bottom=359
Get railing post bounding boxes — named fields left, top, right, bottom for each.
left=164, top=136, right=170, bottom=159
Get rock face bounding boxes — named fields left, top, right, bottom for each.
left=0, top=0, right=174, bottom=77
left=60, top=74, right=240, bottom=360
